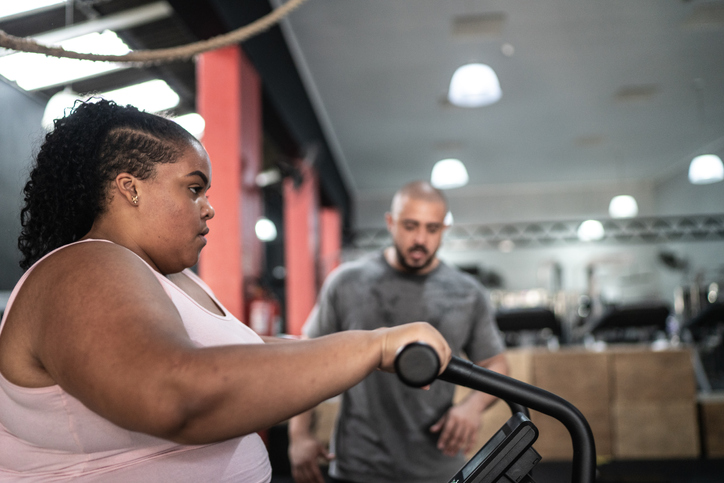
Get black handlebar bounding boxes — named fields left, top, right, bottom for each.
left=394, top=341, right=440, bottom=387
left=395, top=343, right=596, bottom=483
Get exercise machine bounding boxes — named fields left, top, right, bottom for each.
left=395, top=343, right=597, bottom=483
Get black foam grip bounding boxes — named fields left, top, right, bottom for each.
left=394, top=342, right=440, bottom=387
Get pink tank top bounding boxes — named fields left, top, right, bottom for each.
left=0, top=240, right=272, bottom=482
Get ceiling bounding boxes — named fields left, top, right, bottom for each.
left=277, top=0, right=724, bottom=193
left=3, top=0, right=724, bottom=229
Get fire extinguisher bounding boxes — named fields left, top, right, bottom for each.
left=248, top=289, right=281, bottom=337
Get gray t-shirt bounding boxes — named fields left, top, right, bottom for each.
left=303, top=252, right=505, bottom=483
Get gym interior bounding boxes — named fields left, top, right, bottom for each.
left=1, top=1, right=723, bottom=482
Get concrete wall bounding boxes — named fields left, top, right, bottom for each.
left=350, top=172, right=724, bottom=311
left=0, top=80, right=45, bottom=290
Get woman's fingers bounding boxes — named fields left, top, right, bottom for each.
left=376, top=321, right=451, bottom=373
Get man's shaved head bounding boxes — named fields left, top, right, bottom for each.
left=390, top=181, right=448, bottom=217
left=385, top=181, right=449, bottom=274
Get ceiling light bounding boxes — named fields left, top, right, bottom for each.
left=0, top=0, right=63, bottom=21
left=498, top=239, right=515, bottom=253
left=577, top=220, right=605, bottom=242
left=688, top=154, right=724, bottom=184
left=41, top=87, right=83, bottom=131
left=101, top=79, right=180, bottom=113
left=42, top=80, right=181, bottom=131
left=448, top=63, right=501, bottom=108
left=444, top=211, right=454, bottom=226
left=608, top=195, right=639, bottom=219
left=431, top=158, right=469, bottom=189
left=256, top=169, right=282, bottom=187
left=0, top=30, right=129, bottom=91
left=255, top=218, right=278, bottom=242
left=173, top=113, right=206, bottom=140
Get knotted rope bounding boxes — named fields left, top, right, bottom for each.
left=0, top=0, right=308, bottom=65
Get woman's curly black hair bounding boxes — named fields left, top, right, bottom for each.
left=18, top=98, right=197, bottom=270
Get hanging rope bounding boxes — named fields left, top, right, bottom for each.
left=0, top=0, right=309, bottom=65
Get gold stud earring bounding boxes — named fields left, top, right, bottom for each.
left=132, top=195, right=139, bottom=205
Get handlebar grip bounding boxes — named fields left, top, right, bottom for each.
left=394, top=342, right=440, bottom=387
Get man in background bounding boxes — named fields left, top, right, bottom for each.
left=288, top=180, right=507, bottom=483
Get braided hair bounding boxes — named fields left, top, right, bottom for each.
left=18, top=98, right=197, bottom=270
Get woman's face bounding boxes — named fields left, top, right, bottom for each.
left=136, top=141, right=215, bottom=274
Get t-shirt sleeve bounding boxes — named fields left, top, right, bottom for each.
left=302, top=268, right=341, bottom=338
left=464, top=285, right=506, bottom=363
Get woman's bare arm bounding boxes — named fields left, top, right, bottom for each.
left=24, top=242, right=450, bottom=445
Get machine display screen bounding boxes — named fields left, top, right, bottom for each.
left=447, top=412, right=538, bottom=483
left=461, top=430, right=506, bottom=479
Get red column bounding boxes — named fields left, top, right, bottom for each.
left=283, top=162, right=319, bottom=336
left=196, top=46, right=262, bottom=322
left=239, top=54, right=264, bottom=283
left=319, top=207, right=342, bottom=282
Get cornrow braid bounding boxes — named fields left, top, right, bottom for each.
left=18, top=98, right=196, bottom=270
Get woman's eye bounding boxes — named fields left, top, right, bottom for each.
left=189, top=187, right=200, bottom=194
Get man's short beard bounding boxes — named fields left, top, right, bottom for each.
left=394, top=243, right=435, bottom=273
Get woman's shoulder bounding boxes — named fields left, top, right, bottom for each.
left=34, top=239, right=145, bottom=272
left=0, top=240, right=168, bottom=388
left=23, top=240, right=161, bottom=305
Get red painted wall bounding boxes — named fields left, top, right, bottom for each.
left=283, top=162, right=319, bottom=335
left=197, top=46, right=262, bottom=322
left=319, top=207, right=342, bottom=282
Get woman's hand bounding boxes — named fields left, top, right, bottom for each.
left=375, top=321, right=451, bottom=375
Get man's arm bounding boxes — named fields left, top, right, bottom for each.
left=287, top=268, right=345, bottom=483
left=288, top=409, right=333, bottom=483
left=285, top=333, right=333, bottom=483
left=430, top=352, right=509, bottom=456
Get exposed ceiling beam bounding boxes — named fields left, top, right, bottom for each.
left=31, top=1, right=173, bottom=45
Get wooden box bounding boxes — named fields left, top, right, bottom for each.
left=699, top=392, right=724, bottom=458
left=530, top=402, right=612, bottom=461
left=313, top=397, right=340, bottom=447
left=610, top=348, right=696, bottom=403
left=609, top=347, right=699, bottom=459
left=458, top=348, right=534, bottom=458
left=531, top=350, right=610, bottom=405
left=611, top=401, right=699, bottom=459
left=530, top=349, right=612, bottom=460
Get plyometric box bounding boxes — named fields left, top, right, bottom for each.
left=699, top=392, right=724, bottom=458
left=494, top=346, right=699, bottom=461
left=608, top=347, right=699, bottom=460
left=312, top=346, right=700, bottom=462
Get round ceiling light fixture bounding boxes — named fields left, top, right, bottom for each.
left=577, top=220, right=605, bottom=242
left=608, top=195, right=639, bottom=219
left=431, top=158, right=469, bottom=189
left=255, top=217, right=278, bottom=242
left=688, top=154, right=724, bottom=185
left=448, top=63, right=502, bottom=108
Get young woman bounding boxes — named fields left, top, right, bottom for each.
left=0, top=99, right=450, bottom=482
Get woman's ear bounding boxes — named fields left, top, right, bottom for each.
left=115, top=173, right=139, bottom=206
